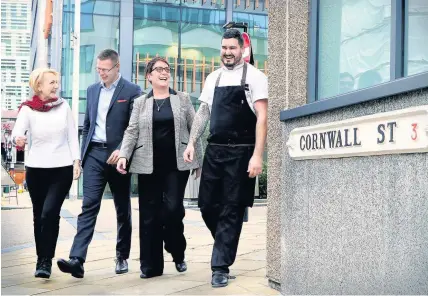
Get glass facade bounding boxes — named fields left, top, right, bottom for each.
left=316, top=0, right=428, bottom=101
left=61, top=0, right=268, bottom=112
left=60, top=0, right=268, bottom=197
left=317, top=0, right=392, bottom=100
left=405, top=0, right=428, bottom=76
left=62, top=0, right=120, bottom=113
left=132, top=1, right=268, bottom=105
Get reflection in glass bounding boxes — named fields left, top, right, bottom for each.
left=132, top=3, right=268, bottom=105
left=62, top=12, right=119, bottom=112
left=133, top=18, right=179, bottom=93
left=232, top=12, right=268, bottom=69
left=63, top=0, right=120, bottom=16
left=318, top=0, right=391, bottom=100
left=234, top=0, right=268, bottom=13
left=134, top=0, right=225, bottom=10
left=405, top=0, right=428, bottom=76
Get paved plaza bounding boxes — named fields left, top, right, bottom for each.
left=1, top=194, right=279, bottom=295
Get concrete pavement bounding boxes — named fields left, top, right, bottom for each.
left=1, top=196, right=279, bottom=295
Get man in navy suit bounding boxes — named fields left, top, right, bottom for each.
left=57, top=49, right=141, bottom=278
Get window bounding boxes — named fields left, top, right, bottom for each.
left=317, top=0, right=391, bottom=100
left=132, top=4, right=228, bottom=98
left=234, top=0, right=268, bottom=12
left=405, top=0, right=428, bottom=76
left=310, top=0, right=428, bottom=102
left=80, top=45, right=95, bottom=73
left=61, top=12, right=119, bottom=101
left=64, top=0, right=120, bottom=16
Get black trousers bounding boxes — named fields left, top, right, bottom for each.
left=138, top=168, right=190, bottom=275
left=70, top=146, right=132, bottom=262
left=198, top=144, right=256, bottom=273
left=26, top=166, right=73, bottom=259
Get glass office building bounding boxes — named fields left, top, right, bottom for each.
left=58, top=0, right=268, bottom=197
left=61, top=0, right=268, bottom=112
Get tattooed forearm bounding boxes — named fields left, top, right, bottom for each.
left=189, top=102, right=210, bottom=145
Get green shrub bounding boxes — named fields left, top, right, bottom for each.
left=258, top=161, right=267, bottom=199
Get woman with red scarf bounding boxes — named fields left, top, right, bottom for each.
left=11, top=68, right=81, bottom=279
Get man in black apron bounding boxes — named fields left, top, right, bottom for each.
left=184, top=29, right=268, bottom=288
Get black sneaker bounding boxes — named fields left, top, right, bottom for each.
left=35, top=258, right=52, bottom=279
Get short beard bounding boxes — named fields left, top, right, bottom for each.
left=222, top=55, right=242, bottom=70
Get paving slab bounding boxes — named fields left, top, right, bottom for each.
left=1, top=205, right=278, bottom=295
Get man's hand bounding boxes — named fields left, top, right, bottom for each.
left=15, top=136, right=27, bottom=147
left=107, top=149, right=120, bottom=165
left=183, top=144, right=195, bottom=163
left=191, top=168, right=202, bottom=179
left=116, top=158, right=127, bottom=175
left=247, top=155, right=263, bottom=178
left=73, top=160, right=82, bottom=180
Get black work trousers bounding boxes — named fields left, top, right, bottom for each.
left=26, top=166, right=73, bottom=259
left=201, top=205, right=246, bottom=273
left=138, top=168, right=190, bottom=275
left=198, top=144, right=256, bottom=273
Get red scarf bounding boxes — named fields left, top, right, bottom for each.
left=16, top=95, right=63, bottom=151
left=19, top=95, right=63, bottom=112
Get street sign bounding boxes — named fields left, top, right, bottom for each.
left=286, top=105, right=428, bottom=160
left=242, top=32, right=252, bottom=63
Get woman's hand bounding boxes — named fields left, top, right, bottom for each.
left=116, top=158, right=128, bottom=175
left=73, top=160, right=82, bottom=180
left=14, top=136, right=27, bottom=147
left=183, top=144, right=195, bottom=163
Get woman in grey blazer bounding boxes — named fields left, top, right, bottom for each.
left=117, top=57, right=203, bottom=279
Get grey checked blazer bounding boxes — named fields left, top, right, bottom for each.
left=119, top=89, right=203, bottom=174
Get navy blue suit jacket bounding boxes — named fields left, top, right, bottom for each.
left=81, top=77, right=142, bottom=165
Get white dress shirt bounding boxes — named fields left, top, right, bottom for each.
left=11, top=102, right=80, bottom=168
left=92, top=74, right=121, bottom=143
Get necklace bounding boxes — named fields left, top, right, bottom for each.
left=154, top=98, right=167, bottom=112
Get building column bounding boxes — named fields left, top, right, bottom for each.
left=266, top=0, right=309, bottom=289
left=226, top=0, right=233, bottom=23
left=119, top=1, right=134, bottom=82
left=35, top=0, right=48, bottom=68
left=50, top=0, right=63, bottom=72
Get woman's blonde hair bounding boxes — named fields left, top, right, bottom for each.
left=29, top=68, right=59, bottom=93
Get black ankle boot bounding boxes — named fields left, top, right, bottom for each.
left=35, top=257, right=42, bottom=270
left=35, top=258, right=52, bottom=279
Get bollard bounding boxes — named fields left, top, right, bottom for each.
left=243, top=207, right=249, bottom=222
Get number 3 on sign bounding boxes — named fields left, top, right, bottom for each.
left=411, top=123, right=418, bottom=140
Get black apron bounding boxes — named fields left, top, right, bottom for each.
left=208, top=62, right=257, bottom=145
left=199, top=63, right=257, bottom=208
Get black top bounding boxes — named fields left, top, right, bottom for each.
left=152, top=97, right=177, bottom=171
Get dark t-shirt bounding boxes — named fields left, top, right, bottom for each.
left=152, top=97, right=177, bottom=171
